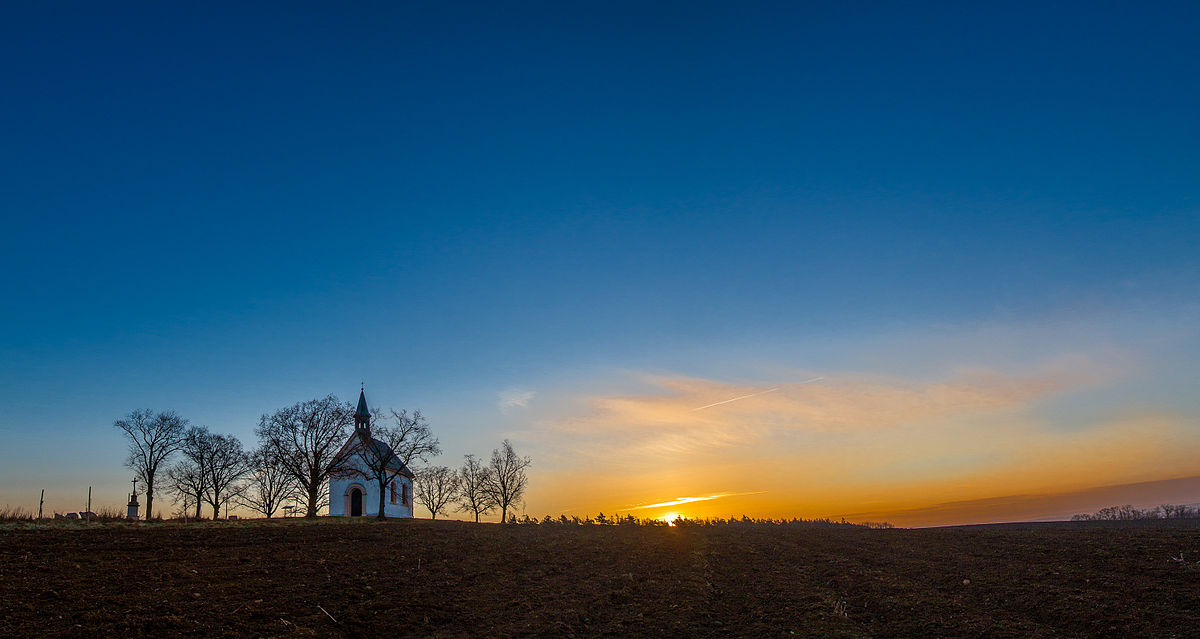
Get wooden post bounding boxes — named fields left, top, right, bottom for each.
left=38, top=489, right=44, bottom=521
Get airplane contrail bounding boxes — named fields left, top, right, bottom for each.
left=691, top=377, right=823, bottom=411
left=631, top=491, right=768, bottom=510
left=693, top=387, right=778, bottom=411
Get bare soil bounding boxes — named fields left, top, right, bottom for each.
left=2, top=518, right=1199, bottom=637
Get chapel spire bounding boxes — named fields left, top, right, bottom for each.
left=355, top=386, right=371, bottom=437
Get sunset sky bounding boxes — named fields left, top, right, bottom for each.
left=2, top=3, right=1198, bottom=526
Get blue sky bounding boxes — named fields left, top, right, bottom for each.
left=2, top=3, right=1198, bottom=522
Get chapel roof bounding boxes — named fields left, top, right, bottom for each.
left=361, top=432, right=415, bottom=477
left=331, top=430, right=415, bottom=479
left=331, top=386, right=416, bottom=479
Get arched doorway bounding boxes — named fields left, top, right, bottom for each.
left=350, top=488, right=363, bottom=517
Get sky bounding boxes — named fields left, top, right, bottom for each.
left=1, top=2, right=1198, bottom=526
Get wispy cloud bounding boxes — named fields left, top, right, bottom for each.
left=497, top=388, right=535, bottom=412
left=548, top=370, right=1073, bottom=462
left=524, top=343, right=1200, bottom=523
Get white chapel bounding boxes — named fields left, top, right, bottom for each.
left=328, top=388, right=415, bottom=517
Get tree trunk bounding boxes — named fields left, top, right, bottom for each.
left=194, top=498, right=202, bottom=520
left=212, top=502, right=220, bottom=521
left=377, top=479, right=387, bottom=520
left=500, top=505, right=507, bottom=524
left=474, top=511, right=480, bottom=523
left=145, top=482, right=154, bottom=522
left=305, top=483, right=319, bottom=518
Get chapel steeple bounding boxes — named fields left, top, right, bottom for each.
left=355, top=385, right=371, bottom=437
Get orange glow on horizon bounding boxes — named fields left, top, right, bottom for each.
left=520, top=366, right=1200, bottom=527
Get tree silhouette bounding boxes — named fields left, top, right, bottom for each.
left=199, top=430, right=250, bottom=520
left=482, top=440, right=531, bottom=524
left=237, top=446, right=300, bottom=518
left=167, top=426, right=209, bottom=519
left=456, top=454, right=496, bottom=523
left=415, top=465, right=460, bottom=520
left=256, top=396, right=352, bottom=517
left=115, top=409, right=187, bottom=521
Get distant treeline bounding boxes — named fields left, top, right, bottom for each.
left=1071, top=504, right=1200, bottom=521
left=506, top=512, right=894, bottom=528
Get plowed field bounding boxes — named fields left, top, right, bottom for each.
left=2, top=518, right=1198, bottom=637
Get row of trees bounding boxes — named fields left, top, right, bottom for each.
left=114, top=405, right=340, bottom=521
left=503, top=513, right=892, bottom=528
left=413, top=440, right=532, bottom=522
left=1070, top=504, right=1200, bottom=521
left=167, top=426, right=259, bottom=520
left=114, top=396, right=528, bottom=521
left=251, top=397, right=443, bottom=518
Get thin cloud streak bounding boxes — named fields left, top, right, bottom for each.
left=691, top=377, right=823, bottom=411
left=631, top=491, right=766, bottom=510
left=498, top=388, right=536, bottom=412
left=693, top=388, right=778, bottom=411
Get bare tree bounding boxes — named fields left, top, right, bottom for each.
left=237, top=447, right=299, bottom=518
left=456, top=454, right=497, bottom=523
left=1159, top=504, right=1197, bottom=519
left=166, top=456, right=206, bottom=520
left=170, top=426, right=250, bottom=520
left=169, top=497, right=195, bottom=521
left=169, top=425, right=214, bottom=520
left=483, top=440, right=531, bottom=524
left=255, top=396, right=352, bottom=517
left=114, top=409, right=188, bottom=521
left=200, top=431, right=250, bottom=520
left=344, top=413, right=425, bottom=520
left=383, top=408, right=442, bottom=466
left=414, top=465, right=460, bottom=520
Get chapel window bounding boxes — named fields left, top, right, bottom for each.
left=390, top=481, right=398, bottom=505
